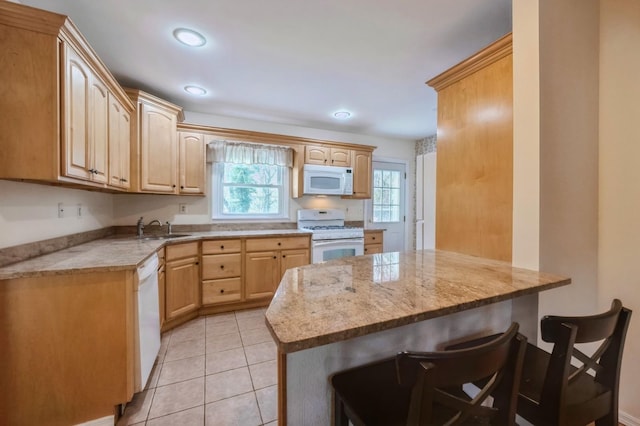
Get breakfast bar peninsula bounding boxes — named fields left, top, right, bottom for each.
left=265, top=249, right=570, bottom=425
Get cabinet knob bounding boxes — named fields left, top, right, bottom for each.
left=195, top=261, right=199, bottom=265
left=277, top=242, right=281, bottom=246
left=172, top=184, right=176, bottom=188
left=221, top=245, right=224, bottom=249
left=220, top=289, right=225, bottom=294
left=365, top=248, right=368, bottom=252
left=372, top=237, right=376, bottom=240
left=282, top=255, right=286, bottom=258
left=220, top=265, right=224, bottom=269
left=273, top=256, right=277, bottom=259
left=180, top=185, right=184, bottom=189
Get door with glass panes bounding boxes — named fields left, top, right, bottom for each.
left=366, top=161, right=406, bottom=252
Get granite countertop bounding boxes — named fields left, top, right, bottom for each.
left=0, top=229, right=311, bottom=280
left=265, top=250, right=571, bottom=353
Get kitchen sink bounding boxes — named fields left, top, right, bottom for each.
left=140, top=234, right=191, bottom=240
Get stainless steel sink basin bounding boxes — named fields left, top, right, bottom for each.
left=140, top=234, right=191, bottom=240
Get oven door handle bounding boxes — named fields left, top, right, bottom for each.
left=312, top=238, right=364, bottom=246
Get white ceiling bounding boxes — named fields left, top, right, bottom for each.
left=21, top=0, right=512, bottom=141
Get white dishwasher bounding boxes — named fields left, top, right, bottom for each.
left=136, top=254, right=161, bottom=389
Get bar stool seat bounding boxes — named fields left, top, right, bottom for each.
left=330, top=323, right=526, bottom=426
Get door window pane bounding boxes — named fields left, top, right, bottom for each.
left=372, top=169, right=401, bottom=223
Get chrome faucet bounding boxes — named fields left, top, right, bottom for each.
left=136, top=217, right=163, bottom=238
left=165, top=221, right=172, bottom=235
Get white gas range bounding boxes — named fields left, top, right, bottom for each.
left=297, top=209, right=364, bottom=263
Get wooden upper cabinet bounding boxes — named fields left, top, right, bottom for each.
left=62, top=44, right=110, bottom=184
left=127, top=89, right=184, bottom=194
left=305, top=145, right=351, bottom=167
left=344, top=149, right=372, bottom=199
left=0, top=2, right=134, bottom=190
left=62, top=46, right=92, bottom=182
left=178, top=132, right=205, bottom=195
left=108, top=93, right=131, bottom=189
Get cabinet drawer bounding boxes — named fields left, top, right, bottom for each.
left=166, top=242, right=199, bottom=261
left=246, top=236, right=309, bottom=252
left=364, top=231, right=383, bottom=245
left=202, top=239, right=241, bottom=255
left=202, top=253, right=242, bottom=279
left=202, top=278, right=242, bottom=304
left=364, top=244, right=383, bottom=255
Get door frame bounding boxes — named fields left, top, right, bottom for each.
left=364, top=156, right=411, bottom=251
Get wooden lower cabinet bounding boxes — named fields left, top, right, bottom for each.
left=165, top=242, right=200, bottom=320
left=245, top=251, right=281, bottom=300
left=0, top=270, right=136, bottom=425
left=364, top=230, right=384, bottom=254
left=245, top=236, right=310, bottom=300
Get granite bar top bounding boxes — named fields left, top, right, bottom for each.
left=265, top=250, right=571, bottom=353
left=0, top=229, right=311, bottom=280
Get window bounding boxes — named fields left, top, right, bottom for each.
left=209, top=140, right=292, bottom=220
left=372, top=169, right=402, bottom=223
left=213, top=162, right=289, bottom=219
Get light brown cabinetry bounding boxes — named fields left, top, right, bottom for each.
left=364, top=230, right=384, bottom=254
left=157, top=248, right=166, bottom=329
left=427, top=34, right=513, bottom=262
left=345, top=149, right=372, bottom=199
left=127, top=89, right=184, bottom=194
left=0, top=2, right=134, bottom=190
left=305, top=145, right=351, bottom=167
left=202, top=239, right=242, bottom=305
left=245, top=236, right=310, bottom=300
left=178, top=131, right=206, bottom=194
left=165, top=242, right=200, bottom=320
left=108, top=93, right=131, bottom=189
left=0, top=270, right=136, bottom=425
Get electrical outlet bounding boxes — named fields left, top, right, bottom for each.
left=179, top=203, right=187, bottom=214
left=58, top=203, right=64, bottom=218
left=77, top=204, right=82, bottom=218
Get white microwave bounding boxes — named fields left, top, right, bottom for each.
left=303, top=164, right=353, bottom=195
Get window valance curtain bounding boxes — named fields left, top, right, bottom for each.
left=207, top=140, right=293, bottom=167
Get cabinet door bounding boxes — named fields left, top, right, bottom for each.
left=158, top=263, right=166, bottom=329
left=63, top=46, right=91, bottom=181
left=245, top=251, right=280, bottom=300
left=108, top=94, right=131, bottom=189
left=89, top=78, right=108, bottom=184
left=179, top=132, right=205, bottom=194
left=280, top=249, right=309, bottom=277
left=165, top=256, right=199, bottom=320
left=349, top=150, right=372, bottom=199
left=330, top=148, right=351, bottom=167
left=304, top=146, right=329, bottom=165
left=140, top=102, right=177, bottom=193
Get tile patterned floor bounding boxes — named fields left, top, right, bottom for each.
left=118, top=308, right=277, bottom=426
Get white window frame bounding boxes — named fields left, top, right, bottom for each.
left=211, top=162, right=290, bottom=221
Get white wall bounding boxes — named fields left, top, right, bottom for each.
left=599, top=0, right=640, bottom=420
left=0, top=180, right=114, bottom=249
left=113, top=112, right=416, bottom=249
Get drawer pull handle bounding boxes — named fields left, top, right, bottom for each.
left=220, top=289, right=224, bottom=293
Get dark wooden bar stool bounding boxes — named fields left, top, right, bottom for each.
left=330, top=323, right=526, bottom=425
left=516, top=299, right=632, bottom=426
left=447, top=299, right=632, bottom=426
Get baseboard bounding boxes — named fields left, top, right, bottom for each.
left=621, top=410, right=640, bottom=426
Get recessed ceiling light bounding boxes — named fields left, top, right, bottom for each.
left=333, top=111, right=352, bottom=119
left=184, top=85, right=207, bottom=96
left=173, top=28, right=206, bottom=47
